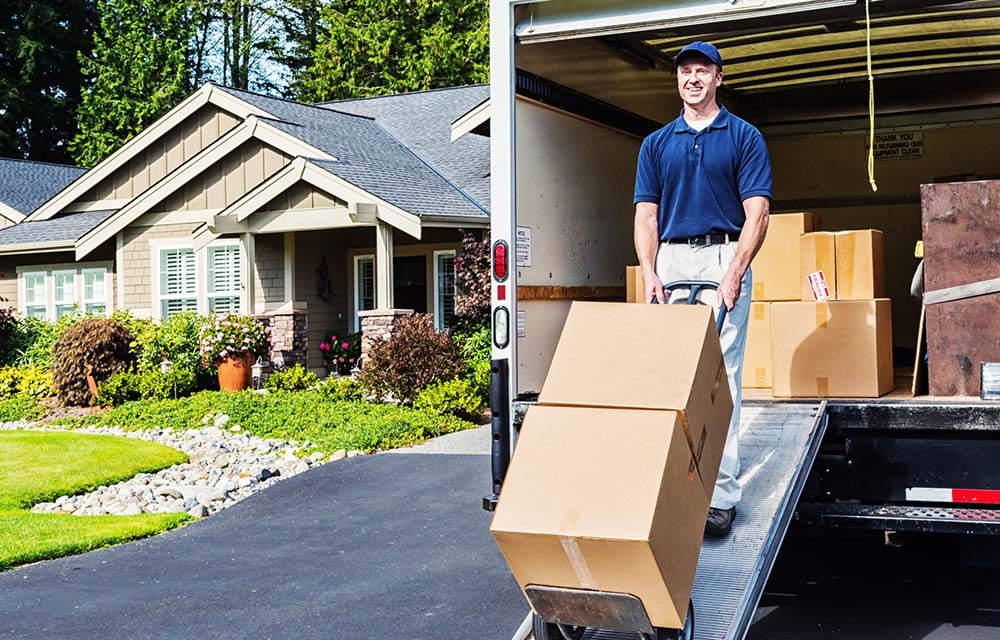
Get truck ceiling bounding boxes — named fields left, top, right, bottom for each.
left=513, top=0, right=1000, bottom=124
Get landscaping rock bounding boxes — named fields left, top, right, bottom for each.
left=21, top=423, right=327, bottom=518
left=330, top=450, right=347, bottom=462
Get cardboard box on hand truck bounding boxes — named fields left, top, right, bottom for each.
left=490, top=302, right=733, bottom=630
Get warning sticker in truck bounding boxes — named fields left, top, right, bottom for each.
left=516, top=226, right=532, bottom=267
left=868, top=131, right=923, bottom=160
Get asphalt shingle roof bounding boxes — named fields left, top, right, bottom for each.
left=213, top=85, right=490, bottom=217
left=322, top=86, right=491, bottom=210
left=0, top=210, right=114, bottom=246
left=0, top=158, right=85, bottom=216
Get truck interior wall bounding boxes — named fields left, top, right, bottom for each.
left=768, top=121, right=1000, bottom=349
left=514, top=99, right=642, bottom=395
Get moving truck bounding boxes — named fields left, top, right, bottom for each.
left=479, top=1, right=1000, bottom=637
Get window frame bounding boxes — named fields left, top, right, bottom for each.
left=353, top=254, right=376, bottom=332
left=205, top=239, right=242, bottom=315
left=433, top=249, right=457, bottom=331
left=151, top=239, right=245, bottom=320
left=17, top=262, right=112, bottom=321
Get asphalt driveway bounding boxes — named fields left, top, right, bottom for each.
left=0, top=450, right=525, bottom=640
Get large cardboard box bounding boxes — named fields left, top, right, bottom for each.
left=742, top=302, right=772, bottom=388
left=538, top=302, right=733, bottom=499
left=836, top=230, right=885, bottom=300
left=752, top=212, right=818, bottom=301
left=771, top=300, right=894, bottom=398
left=490, top=405, right=709, bottom=630
left=626, top=266, right=645, bottom=303
left=799, top=232, right=837, bottom=301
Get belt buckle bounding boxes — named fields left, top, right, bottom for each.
left=702, top=233, right=712, bottom=246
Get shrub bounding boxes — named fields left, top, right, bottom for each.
left=413, top=377, right=483, bottom=419
left=52, top=319, right=135, bottom=406
left=453, top=321, right=491, bottom=404
left=129, top=311, right=212, bottom=395
left=455, top=230, right=490, bottom=323
left=0, top=308, right=16, bottom=361
left=199, top=314, right=272, bottom=367
left=96, top=367, right=198, bottom=407
left=356, top=314, right=464, bottom=404
left=319, top=330, right=361, bottom=375
left=0, top=396, right=47, bottom=422
left=0, top=366, right=54, bottom=399
left=318, top=376, right=364, bottom=402
left=264, top=364, right=319, bottom=392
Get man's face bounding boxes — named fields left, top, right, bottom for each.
left=676, top=56, right=723, bottom=109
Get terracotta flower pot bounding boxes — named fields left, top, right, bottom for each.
left=217, top=352, right=252, bottom=392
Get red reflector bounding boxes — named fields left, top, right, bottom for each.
left=493, top=241, right=508, bottom=281
left=953, top=489, right=1000, bottom=504
left=497, top=284, right=506, bottom=301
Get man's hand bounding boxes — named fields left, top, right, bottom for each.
left=645, top=270, right=666, bottom=303
left=717, top=266, right=742, bottom=311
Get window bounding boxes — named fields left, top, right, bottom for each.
left=158, top=247, right=197, bottom=319
left=18, top=265, right=111, bottom=321
left=22, top=272, right=48, bottom=320
left=434, top=251, right=456, bottom=330
left=354, top=255, right=375, bottom=331
left=53, top=270, right=77, bottom=319
left=206, top=244, right=241, bottom=313
left=82, top=269, right=107, bottom=315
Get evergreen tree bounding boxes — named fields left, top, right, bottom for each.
left=0, top=1, right=95, bottom=163
left=297, top=0, right=488, bottom=102
left=70, top=0, right=195, bottom=168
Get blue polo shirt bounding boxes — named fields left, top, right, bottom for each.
left=633, top=106, right=772, bottom=241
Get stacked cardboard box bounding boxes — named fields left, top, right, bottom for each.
left=744, top=217, right=893, bottom=397
left=491, top=302, right=733, bottom=630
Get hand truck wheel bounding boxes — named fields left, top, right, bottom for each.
left=650, top=601, right=695, bottom=640
left=531, top=613, right=585, bottom=640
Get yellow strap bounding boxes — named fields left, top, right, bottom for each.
left=866, top=0, right=878, bottom=192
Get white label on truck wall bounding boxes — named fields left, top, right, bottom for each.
left=868, top=131, right=923, bottom=160
left=516, top=225, right=532, bottom=267
left=517, top=310, right=526, bottom=338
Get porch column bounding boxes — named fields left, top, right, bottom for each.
left=375, top=220, right=393, bottom=309
left=283, top=231, right=295, bottom=304
left=240, top=232, right=256, bottom=314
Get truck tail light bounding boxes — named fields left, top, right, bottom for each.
left=493, top=240, right=509, bottom=282
left=493, top=307, right=510, bottom=348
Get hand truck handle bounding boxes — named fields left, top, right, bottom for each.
left=650, top=280, right=727, bottom=335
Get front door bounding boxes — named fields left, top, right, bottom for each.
left=393, top=256, right=427, bottom=313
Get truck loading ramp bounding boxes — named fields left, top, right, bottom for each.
left=520, top=401, right=827, bottom=640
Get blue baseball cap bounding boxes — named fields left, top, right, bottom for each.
left=675, top=41, right=723, bottom=70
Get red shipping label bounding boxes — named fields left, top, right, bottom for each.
left=807, top=271, right=831, bottom=301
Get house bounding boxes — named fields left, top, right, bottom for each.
left=0, top=84, right=490, bottom=372
left=0, top=159, right=86, bottom=228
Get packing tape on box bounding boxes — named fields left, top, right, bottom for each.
left=816, top=377, right=830, bottom=396
left=838, top=232, right=855, bottom=298
left=753, top=304, right=765, bottom=320
left=815, top=302, right=829, bottom=328
left=560, top=536, right=596, bottom=589
left=753, top=281, right=765, bottom=299
left=755, top=368, right=767, bottom=385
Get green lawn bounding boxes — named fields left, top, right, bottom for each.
left=0, top=430, right=190, bottom=571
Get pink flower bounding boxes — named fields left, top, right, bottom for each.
left=330, top=335, right=337, bottom=342
left=319, top=342, right=331, bottom=351
left=341, top=342, right=349, bottom=350
left=220, top=349, right=228, bottom=357
left=339, top=357, right=345, bottom=363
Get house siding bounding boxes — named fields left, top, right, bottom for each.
left=295, top=229, right=351, bottom=371
left=80, top=106, right=240, bottom=204
left=152, top=141, right=291, bottom=213
left=121, top=223, right=199, bottom=317
left=253, top=232, right=285, bottom=307
left=263, top=183, right=345, bottom=211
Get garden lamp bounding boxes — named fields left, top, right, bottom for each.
left=252, top=356, right=264, bottom=390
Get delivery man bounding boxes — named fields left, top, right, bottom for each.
left=633, top=41, right=772, bottom=536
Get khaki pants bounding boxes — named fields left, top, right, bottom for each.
left=656, top=241, right=751, bottom=509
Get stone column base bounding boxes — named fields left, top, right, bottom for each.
left=359, top=309, right=414, bottom=361
left=256, top=310, right=308, bottom=372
